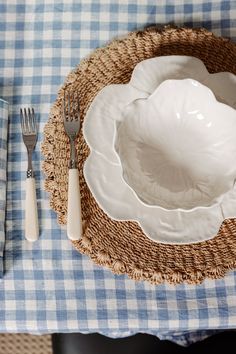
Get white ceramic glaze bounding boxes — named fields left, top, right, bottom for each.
left=83, top=55, right=236, bottom=244
left=115, top=79, right=236, bottom=210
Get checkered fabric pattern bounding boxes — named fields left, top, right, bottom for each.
left=0, top=100, right=8, bottom=279
left=0, top=0, right=236, bottom=346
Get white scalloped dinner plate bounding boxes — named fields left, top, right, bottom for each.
left=83, top=56, right=236, bottom=244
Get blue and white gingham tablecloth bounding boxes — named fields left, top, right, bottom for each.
left=0, top=0, right=236, bottom=346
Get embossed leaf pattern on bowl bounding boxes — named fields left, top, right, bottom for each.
left=115, top=79, right=236, bottom=210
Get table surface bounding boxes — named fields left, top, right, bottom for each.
left=0, top=0, right=236, bottom=346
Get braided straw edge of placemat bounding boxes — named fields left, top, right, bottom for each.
left=42, top=25, right=236, bottom=285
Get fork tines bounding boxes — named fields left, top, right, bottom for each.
left=20, top=108, right=36, bottom=135
left=63, top=90, right=80, bottom=122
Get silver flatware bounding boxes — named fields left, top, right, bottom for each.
left=20, top=107, right=39, bottom=242
left=62, top=90, right=82, bottom=240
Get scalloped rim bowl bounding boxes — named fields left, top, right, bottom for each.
left=115, top=78, right=236, bottom=211
left=83, top=55, right=236, bottom=244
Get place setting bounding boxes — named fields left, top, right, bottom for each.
left=3, top=1, right=236, bottom=350
left=37, top=26, right=236, bottom=285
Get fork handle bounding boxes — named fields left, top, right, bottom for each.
left=25, top=177, right=39, bottom=242
left=67, top=168, right=82, bottom=240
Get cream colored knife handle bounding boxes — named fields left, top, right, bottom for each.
left=67, top=168, right=82, bottom=240
left=25, top=177, right=39, bottom=242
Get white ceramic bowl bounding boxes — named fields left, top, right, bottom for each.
left=115, top=78, right=236, bottom=210
left=83, top=55, right=236, bottom=244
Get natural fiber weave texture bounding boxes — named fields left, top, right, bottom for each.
left=0, top=334, right=52, bottom=354
left=42, top=26, right=236, bottom=285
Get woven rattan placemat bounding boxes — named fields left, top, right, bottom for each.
left=42, top=26, right=236, bottom=285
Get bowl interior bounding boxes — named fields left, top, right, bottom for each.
left=115, top=79, right=236, bottom=210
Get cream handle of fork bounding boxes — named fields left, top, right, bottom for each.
left=67, top=168, right=82, bottom=240
left=25, top=177, right=39, bottom=242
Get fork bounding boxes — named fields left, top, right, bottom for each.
left=63, top=90, right=82, bottom=240
left=20, top=108, right=39, bottom=242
